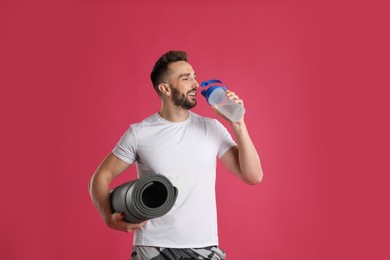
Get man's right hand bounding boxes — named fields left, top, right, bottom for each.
left=106, top=212, right=147, bottom=233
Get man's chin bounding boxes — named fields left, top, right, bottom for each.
left=182, top=101, right=197, bottom=110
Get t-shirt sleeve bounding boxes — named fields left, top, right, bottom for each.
left=214, top=120, right=237, bottom=159
left=112, top=125, right=137, bottom=164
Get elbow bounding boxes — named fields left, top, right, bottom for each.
left=88, top=179, right=92, bottom=193
left=88, top=178, right=94, bottom=196
left=246, top=177, right=262, bottom=185
left=244, top=169, right=263, bottom=185
left=88, top=173, right=98, bottom=195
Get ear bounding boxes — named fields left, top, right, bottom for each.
left=158, top=83, right=171, bottom=96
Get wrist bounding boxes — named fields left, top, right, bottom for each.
left=103, top=209, right=114, bottom=223
left=230, top=119, right=246, bottom=131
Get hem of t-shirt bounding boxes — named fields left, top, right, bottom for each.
left=112, top=150, right=133, bottom=164
left=217, top=143, right=237, bottom=159
left=133, top=240, right=219, bottom=249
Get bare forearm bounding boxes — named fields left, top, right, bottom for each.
left=231, top=121, right=263, bottom=184
left=89, top=171, right=113, bottom=222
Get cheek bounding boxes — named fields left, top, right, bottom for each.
left=176, top=86, right=189, bottom=95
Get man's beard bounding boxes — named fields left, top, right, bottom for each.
left=171, top=86, right=197, bottom=110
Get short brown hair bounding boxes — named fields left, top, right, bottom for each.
left=150, top=51, right=188, bottom=94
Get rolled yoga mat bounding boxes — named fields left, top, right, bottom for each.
left=110, top=174, right=178, bottom=223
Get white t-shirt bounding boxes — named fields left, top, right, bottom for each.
left=112, top=111, right=236, bottom=248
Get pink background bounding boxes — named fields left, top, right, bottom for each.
left=1, top=1, right=389, bottom=259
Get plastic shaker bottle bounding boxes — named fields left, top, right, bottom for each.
left=200, top=79, right=245, bottom=122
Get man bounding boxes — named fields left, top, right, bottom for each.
left=89, top=50, right=263, bottom=259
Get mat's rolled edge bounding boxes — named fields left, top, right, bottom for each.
left=109, top=179, right=137, bottom=217
left=129, top=175, right=177, bottom=218
left=110, top=174, right=178, bottom=223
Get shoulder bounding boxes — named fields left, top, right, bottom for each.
left=127, top=113, right=160, bottom=131
left=115, top=114, right=159, bottom=142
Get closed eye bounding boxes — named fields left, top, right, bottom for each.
left=179, top=72, right=196, bottom=81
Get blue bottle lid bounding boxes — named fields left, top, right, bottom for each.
left=200, top=79, right=227, bottom=105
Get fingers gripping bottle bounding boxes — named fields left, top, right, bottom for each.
left=200, top=79, right=245, bottom=122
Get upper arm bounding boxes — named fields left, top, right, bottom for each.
left=93, top=152, right=132, bottom=183
left=220, top=146, right=242, bottom=179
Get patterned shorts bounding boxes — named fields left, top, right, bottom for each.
left=131, top=245, right=226, bottom=260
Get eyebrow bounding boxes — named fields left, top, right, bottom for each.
left=178, top=72, right=196, bottom=78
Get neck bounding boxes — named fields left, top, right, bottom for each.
left=159, top=105, right=190, bottom=122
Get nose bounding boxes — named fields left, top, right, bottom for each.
left=193, top=79, right=199, bottom=90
